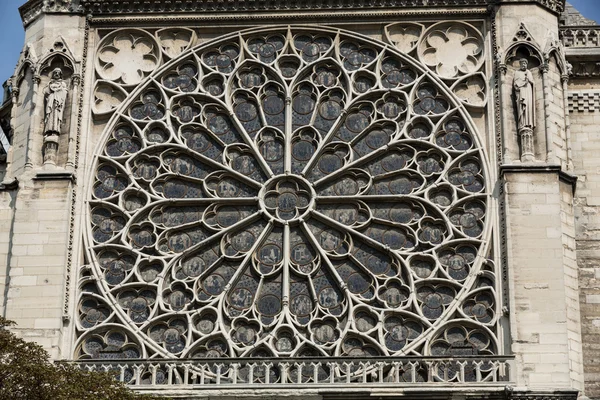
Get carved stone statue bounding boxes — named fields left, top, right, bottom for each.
left=43, top=68, right=68, bottom=165
left=513, top=59, right=535, bottom=162
left=44, top=68, right=68, bottom=135
left=514, top=59, right=535, bottom=129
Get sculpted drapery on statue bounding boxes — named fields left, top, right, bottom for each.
left=41, top=67, right=68, bottom=166
left=513, top=58, right=535, bottom=162
left=43, top=68, right=68, bottom=136
left=513, top=59, right=535, bottom=130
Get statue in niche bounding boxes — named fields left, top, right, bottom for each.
left=514, top=59, right=535, bottom=130
left=42, top=67, right=68, bottom=165
left=44, top=68, right=68, bottom=134
left=513, top=59, right=535, bottom=162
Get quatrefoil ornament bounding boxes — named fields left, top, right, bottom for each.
left=262, top=178, right=313, bottom=222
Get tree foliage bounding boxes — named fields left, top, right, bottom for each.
left=0, top=317, right=165, bottom=400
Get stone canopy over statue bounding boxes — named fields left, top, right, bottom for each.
left=513, top=58, right=535, bottom=162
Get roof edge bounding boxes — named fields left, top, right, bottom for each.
left=19, top=0, right=84, bottom=27
left=17, top=0, right=567, bottom=27
left=79, top=0, right=567, bottom=16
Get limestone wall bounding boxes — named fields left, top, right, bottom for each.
left=0, top=12, right=85, bottom=359
left=569, top=86, right=600, bottom=398
left=504, top=169, right=582, bottom=389
left=3, top=180, right=71, bottom=359
left=496, top=3, right=584, bottom=391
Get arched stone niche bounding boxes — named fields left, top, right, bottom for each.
left=504, top=42, right=545, bottom=163
left=9, top=37, right=79, bottom=172
left=37, top=52, right=76, bottom=168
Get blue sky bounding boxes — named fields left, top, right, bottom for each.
left=0, top=0, right=599, bottom=88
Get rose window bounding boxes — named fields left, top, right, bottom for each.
left=78, top=26, right=499, bottom=363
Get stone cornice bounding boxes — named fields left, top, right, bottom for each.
left=505, top=389, right=579, bottom=400
left=500, top=164, right=578, bottom=193
left=0, top=177, right=18, bottom=191
left=17, top=0, right=566, bottom=26
left=19, top=0, right=84, bottom=27
left=33, top=170, right=76, bottom=181
left=88, top=7, right=490, bottom=27
left=79, top=0, right=564, bottom=16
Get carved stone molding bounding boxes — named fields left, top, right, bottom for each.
left=81, top=0, right=489, bottom=14
left=500, top=165, right=577, bottom=193
left=88, top=9, right=489, bottom=27
left=33, top=170, right=75, bottom=181
left=77, top=0, right=565, bottom=16
left=568, top=90, right=600, bottom=113
left=505, top=389, right=579, bottom=400
left=505, top=0, right=565, bottom=13
left=11, top=37, right=78, bottom=84
left=95, top=29, right=161, bottom=86
left=17, top=0, right=566, bottom=26
left=0, top=177, right=18, bottom=191
left=19, top=0, right=84, bottom=26
left=567, top=61, right=600, bottom=79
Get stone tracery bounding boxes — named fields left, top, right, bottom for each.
left=77, top=26, right=498, bottom=365
left=96, top=30, right=161, bottom=86
left=418, top=22, right=484, bottom=80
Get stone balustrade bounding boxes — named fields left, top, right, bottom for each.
left=561, top=27, right=600, bottom=48
left=71, top=356, right=514, bottom=389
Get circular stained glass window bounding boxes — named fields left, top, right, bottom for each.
left=77, top=26, right=498, bottom=361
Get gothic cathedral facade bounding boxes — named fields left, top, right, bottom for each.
left=1, top=0, right=599, bottom=399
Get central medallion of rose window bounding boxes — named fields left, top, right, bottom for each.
left=260, top=176, right=314, bottom=222
left=80, top=26, right=498, bottom=363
